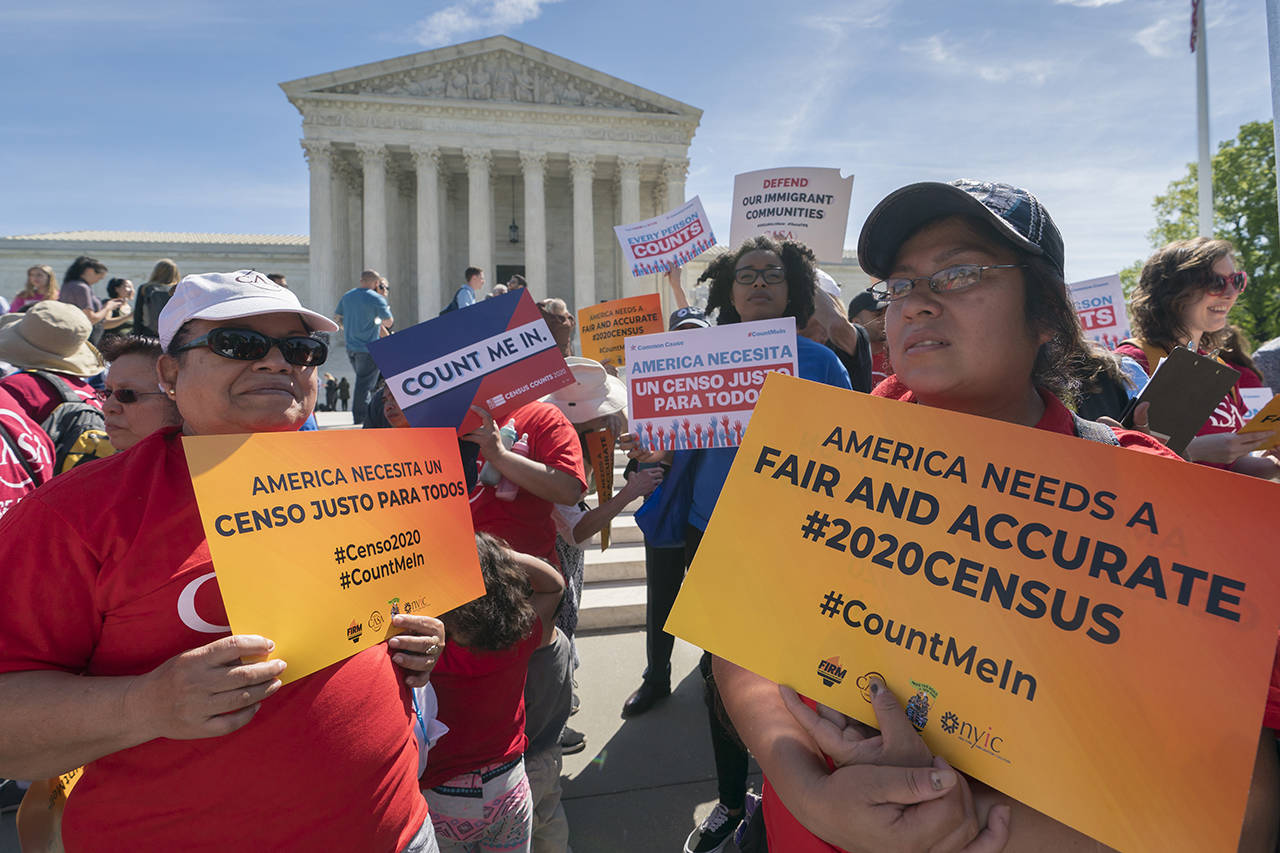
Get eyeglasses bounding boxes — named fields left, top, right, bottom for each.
left=733, top=266, right=787, bottom=286
left=1206, top=270, right=1248, bottom=295
left=173, top=327, right=328, bottom=366
left=98, top=388, right=165, bottom=404
left=871, top=264, right=1027, bottom=302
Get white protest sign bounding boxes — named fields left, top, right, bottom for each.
left=1067, top=274, right=1131, bottom=350
left=1241, top=387, right=1275, bottom=421
left=729, top=167, right=854, bottom=262
left=614, top=196, right=717, bottom=277
left=624, top=318, right=797, bottom=451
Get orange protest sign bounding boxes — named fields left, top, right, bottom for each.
left=1238, top=393, right=1280, bottom=449
left=577, top=293, right=663, bottom=366
left=584, top=428, right=614, bottom=550
left=183, top=429, right=484, bottom=684
left=666, top=373, right=1280, bottom=853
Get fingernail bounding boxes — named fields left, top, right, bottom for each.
left=266, top=640, right=275, bottom=651
left=869, top=680, right=880, bottom=697
left=994, top=805, right=1010, bottom=828
left=930, top=768, right=956, bottom=790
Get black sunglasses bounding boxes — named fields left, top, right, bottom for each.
left=174, top=327, right=328, bottom=367
left=98, top=388, right=165, bottom=404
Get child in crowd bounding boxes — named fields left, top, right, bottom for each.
left=423, top=533, right=565, bottom=853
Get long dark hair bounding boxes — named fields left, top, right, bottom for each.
left=439, top=532, right=535, bottom=651
left=64, top=255, right=106, bottom=283
left=1131, top=237, right=1236, bottom=353
left=701, top=236, right=817, bottom=327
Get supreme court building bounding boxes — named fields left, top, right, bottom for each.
left=282, top=36, right=703, bottom=325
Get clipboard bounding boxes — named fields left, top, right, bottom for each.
left=1119, top=346, right=1239, bottom=455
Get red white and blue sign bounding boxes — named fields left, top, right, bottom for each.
left=369, top=289, right=573, bottom=433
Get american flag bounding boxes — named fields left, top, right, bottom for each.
left=1190, top=0, right=1200, bottom=52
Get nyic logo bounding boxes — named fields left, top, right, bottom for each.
left=816, top=656, right=847, bottom=687
left=347, top=620, right=363, bottom=644
left=939, top=711, right=1010, bottom=763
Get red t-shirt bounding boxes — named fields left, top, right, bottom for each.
left=420, top=617, right=543, bottom=789
left=469, top=402, right=586, bottom=563
left=762, top=379, right=1185, bottom=852
left=0, top=370, right=101, bottom=424
left=0, top=386, right=55, bottom=518
left=0, top=427, right=427, bottom=853
left=870, top=350, right=891, bottom=388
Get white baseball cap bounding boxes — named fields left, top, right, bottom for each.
left=159, top=270, right=338, bottom=351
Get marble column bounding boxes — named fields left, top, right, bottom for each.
left=357, top=143, right=389, bottom=274
left=412, top=146, right=443, bottom=320
left=300, top=139, right=335, bottom=314
left=617, top=155, right=643, bottom=297
left=463, top=148, right=493, bottom=284
left=570, top=152, right=596, bottom=313
left=519, top=151, right=548, bottom=295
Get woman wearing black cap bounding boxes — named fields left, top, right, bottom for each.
left=713, top=181, right=1279, bottom=852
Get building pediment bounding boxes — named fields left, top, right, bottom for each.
left=281, top=36, right=699, bottom=120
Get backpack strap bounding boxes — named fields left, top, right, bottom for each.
left=24, top=369, right=84, bottom=406
left=1072, top=413, right=1121, bottom=446
left=0, top=420, right=40, bottom=484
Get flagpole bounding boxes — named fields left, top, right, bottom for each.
left=1267, top=0, right=1280, bottom=235
left=1195, top=0, right=1214, bottom=237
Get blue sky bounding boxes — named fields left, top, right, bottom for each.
left=0, top=0, right=1272, bottom=281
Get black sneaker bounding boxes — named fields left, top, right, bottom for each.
left=559, top=726, right=586, bottom=755
left=684, top=803, right=741, bottom=853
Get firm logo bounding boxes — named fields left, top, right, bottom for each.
left=347, top=619, right=363, bottom=644
left=816, top=655, right=847, bottom=687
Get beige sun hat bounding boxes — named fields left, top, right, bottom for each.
left=0, top=301, right=104, bottom=376
left=544, top=356, right=627, bottom=424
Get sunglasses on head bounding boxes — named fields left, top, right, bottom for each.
left=174, top=327, right=328, bottom=366
left=97, top=388, right=164, bottom=404
left=1206, top=270, right=1248, bottom=295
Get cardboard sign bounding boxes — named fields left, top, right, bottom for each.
left=584, top=428, right=614, bottom=550
left=1067, top=274, right=1131, bottom=349
left=1239, top=392, right=1280, bottom=448
left=369, top=289, right=573, bottom=434
left=614, top=196, right=717, bottom=276
left=625, top=318, right=798, bottom=451
left=184, top=429, right=485, bottom=684
left=729, top=167, right=855, bottom=262
left=666, top=373, right=1280, bottom=853
left=577, top=294, right=664, bottom=366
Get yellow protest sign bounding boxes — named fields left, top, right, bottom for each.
left=183, top=428, right=484, bottom=684
left=666, top=373, right=1280, bottom=853
left=1238, top=393, right=1280, bottom=448
left=577, top=293, right=663, bottom=366
left=584, top=427, right=614, bottom=549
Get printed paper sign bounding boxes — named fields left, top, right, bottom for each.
left=625, top=318, right=797, bottom=451
left=1067, top=274, right=1132, bottom=349
left=184, top=429, right=485, bottom=684
left=614, top=196, right=716, bottom=276
left=577, top=294, right=664, bottom=366
left=369, top=288, right=573, bottom=434
left=666, top=373, right=1280, bottom=853
left=1239, top=392, right=1280, bottom=448
left=729, top=167, right=855, bottom=262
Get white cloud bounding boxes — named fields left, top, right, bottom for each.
left=902, top=34, right=1054, bottom=85
left=1133, top=15, right=1179, bottom=57
left=413, top=0, right=561, bottom=47
left=1054, top=0, right=1125, bottom=7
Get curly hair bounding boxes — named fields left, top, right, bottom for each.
left=1131, top=237, right=1236, bottom=353
left=701, top=236, right=817, bottom=327
left=439, top=532, right=535, bottom=651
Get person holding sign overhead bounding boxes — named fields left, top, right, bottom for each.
left=0, top=270, right=447, bottom=853
left=712, top=180, right=1280, bottom=852
left=1116, top=238, right=1279, bottom=480
left=640, top=237, right=851, bottom=853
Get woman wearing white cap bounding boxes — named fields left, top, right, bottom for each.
left=0, top=270, right=445, bottom=852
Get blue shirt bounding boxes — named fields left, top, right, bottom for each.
left=687, top=336, right=851, bottom=531
left=334, top=288, right=392, bottom=353
left=441, top=285, right=476, bottom=314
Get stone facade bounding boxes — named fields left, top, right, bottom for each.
left=281, top=35, right=702, bottom=326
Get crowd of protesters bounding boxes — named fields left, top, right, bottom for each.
left=0, top=175, right=1277, bottom=853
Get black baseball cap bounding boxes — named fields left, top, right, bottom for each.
left=858, top=179, right=1065, bottom=280
left=669, top=306, right=710, bottom=331
left=848, top=289, right=888, bottom=316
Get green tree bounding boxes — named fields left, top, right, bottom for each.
left=1147, top=119, right=1280, bottom=343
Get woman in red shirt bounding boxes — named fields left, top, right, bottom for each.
left=714, top=180, right=1279, bottom=853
